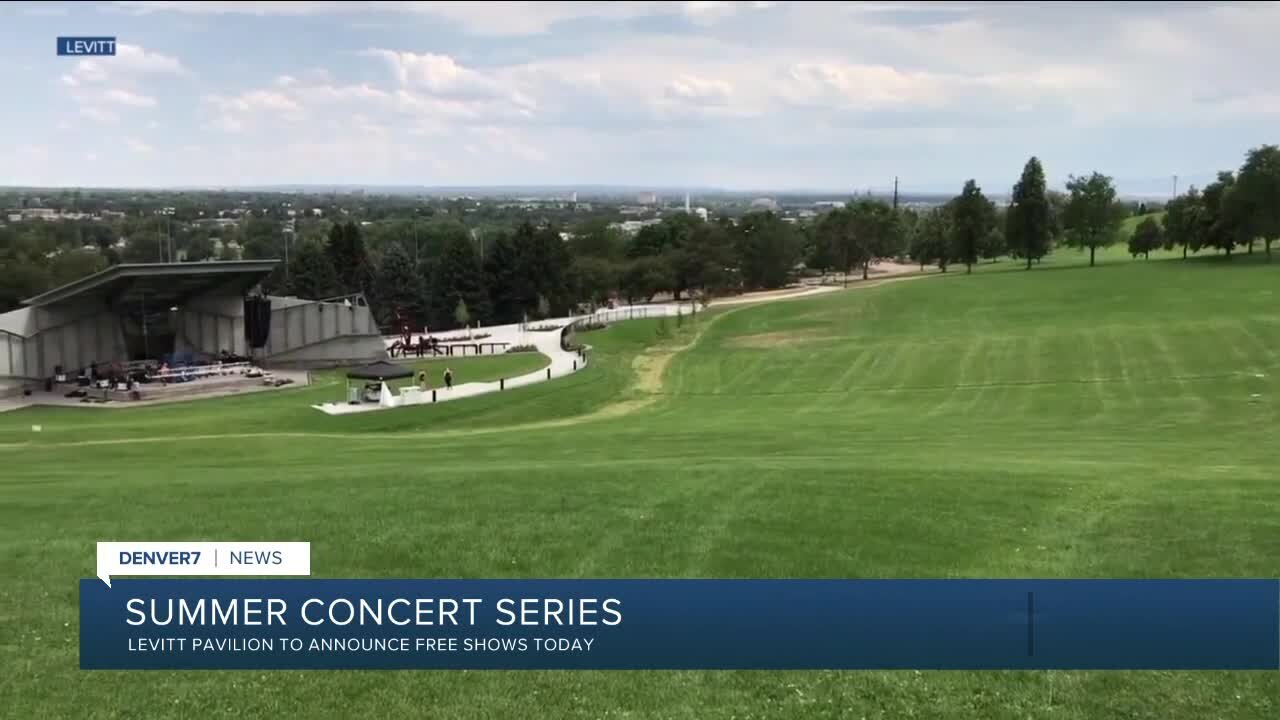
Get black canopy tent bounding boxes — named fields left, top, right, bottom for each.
left=344, top=361, right=413, bottom=404
left=346, top=361, right=413, bottom=381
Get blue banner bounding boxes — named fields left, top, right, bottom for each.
left=56, top=37, right=117, bottom=56
left=79, top=579, right=1279, bottom=670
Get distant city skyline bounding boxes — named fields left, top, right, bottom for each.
left=1, top=1, right=1276, bottom=195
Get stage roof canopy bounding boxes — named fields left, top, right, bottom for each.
left=22, top=261, right=280, bottom=310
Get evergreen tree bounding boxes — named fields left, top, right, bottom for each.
left=483, top=231, right=523, bottom=324
left=734, top=211, right=799, bottom=288
left=1007, top=158, right=1053, bottom=269
left=430, top=233, right=490, bottom=329
left=285, top=241, right=341, bottom=300
left=372, top=241, right=426, bottom=328
left=518, top=224, right=573, bottom=316
left=325, top=221, right=373, bottom=297
left=949, top=179, right=996, bottom=273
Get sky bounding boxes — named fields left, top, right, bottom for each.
left=2, top=1, right=1278, bottom=195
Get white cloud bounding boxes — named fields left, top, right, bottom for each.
left=665, top=75, right=733, bottom=105
left=203, top=90, right=306, bottom=132
left=103, top=88, right=158, bottom=108
left=21, top=5, right=70, bottom=16
left=79, top=106, right=120, bottom=124
left=362, top=49, right=502, bottom=99
left=125, top=138, right=154, bottom=154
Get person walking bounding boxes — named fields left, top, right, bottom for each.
left=417, top=370, right=429, bottom=390
left=443, top=367, right=453, bottom=390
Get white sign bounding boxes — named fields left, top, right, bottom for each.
left=96, top=542, right=311, bottom=587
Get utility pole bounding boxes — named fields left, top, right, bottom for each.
left=1172, top=174, right=1178, bottom=198
left=892, top=177, right=899, bottom=210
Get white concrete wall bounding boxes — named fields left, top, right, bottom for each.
left=0, top=333, right=27, bottom=378
left=16, top=304, right=126, bottom=378
left=265, top=299, right=378, bottom=357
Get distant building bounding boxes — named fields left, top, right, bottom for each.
left=695, top=207, right=709, bottom=221
left=610, top=219, right=663, bottom=236
left=813, top=201, right=846, bottom=210
left=750, top=198, right=779, bottom=211
left=637, top=192, right=658, bottom=205
left=21, top=208, right=57, bottom=220
left=193, top=218, right=240, bottom=228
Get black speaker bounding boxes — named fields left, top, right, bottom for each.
left=244, top=297, right=273, bottom=349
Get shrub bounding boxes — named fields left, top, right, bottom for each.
left=505, top=344, right=539, bottom=353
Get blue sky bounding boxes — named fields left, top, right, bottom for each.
left=2, top=1, right=1278, bottom=195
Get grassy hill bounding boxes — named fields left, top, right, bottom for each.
left=2, top=253, right=1277, bottom=718
left=1120, top=211, right=1167, bottom=238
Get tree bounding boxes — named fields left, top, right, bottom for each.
left=372, top=241, right=427, bottom=329
left=1063, top=172, right=1124, bottom=267
left=1200, top=171, right=1243, bottom=257
left=734, top=211, right=798, bottom=288
left=568, top=256, right=618, bottom=307
left=980, top=225, right=1006, bottom=262
left=1129, top=216, right=1163, bottom=259
left=285, top=241, right=341, bottom=300
left=185, top=234, right=216, bottom=262
left=816, top=202, right=895, bottom=283
left=483, top=231, right=523, bottom=325
left=1162, top=188, right=1206, bottom=259
left=47, top=250, right=108, bottom=288
left=430, top=232, right=490, bottom=329
left=509, top=223, right=572, bottom=317
left=619, top=256, right=674, bottom=303
left=325, top=221, right=373, bottom=297
left=908, top=207, right=946, bottom=271
left=948, top=179, right=996, bottom=273
left=1233, top=144, right=1280, bottom=260
left=1006, top=157, right=1052, bottom=269
left=569, top=218, right=626, bottom=261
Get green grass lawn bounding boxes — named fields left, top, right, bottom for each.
left=1, top=255, right=1278, bottom=718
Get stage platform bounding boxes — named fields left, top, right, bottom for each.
left=0, top=369, right=311, bottom=412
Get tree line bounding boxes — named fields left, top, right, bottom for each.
left=3, top=145, right=1276, bottom=326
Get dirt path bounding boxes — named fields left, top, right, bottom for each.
left=0, top=274, right=930, bottom=451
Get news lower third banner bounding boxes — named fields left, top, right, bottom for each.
left=79, top=579, right=1279, bottom=670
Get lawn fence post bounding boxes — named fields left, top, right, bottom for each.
left=500, top=378, right=504, bottom=391
left=573, top=360, right=577, bottom=371
left=546, top=367, right=551, bottom=380
left=432, top=389, right=437, bottom=403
